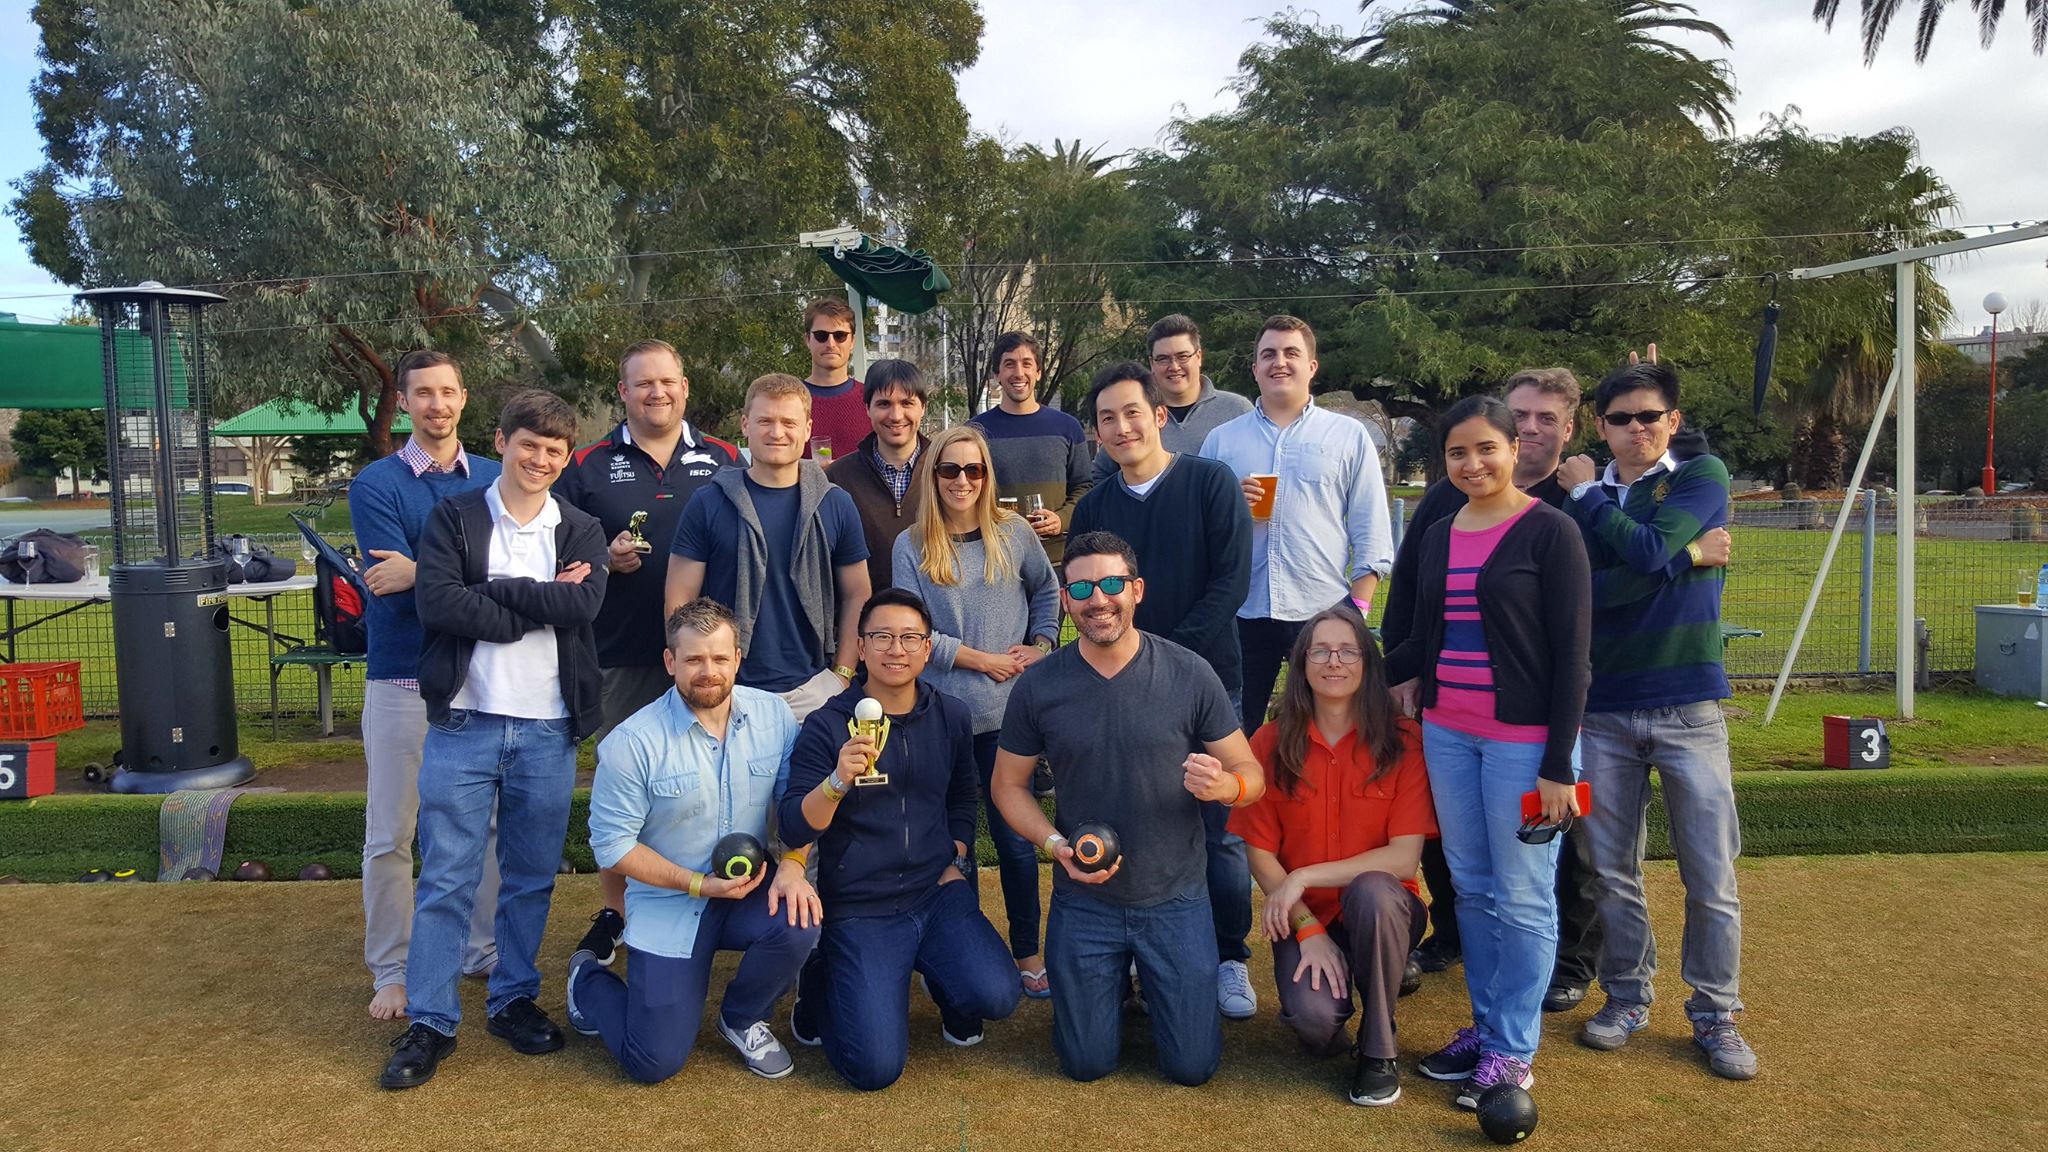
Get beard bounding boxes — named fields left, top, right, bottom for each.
left=1074, top=604, right=1128, bottom=646
left=680, top=676, right=733, bottom=711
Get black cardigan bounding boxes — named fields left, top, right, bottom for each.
left=1382, top=500, right=1591, bottom=783
left=415, top=488, right=610, bottom=738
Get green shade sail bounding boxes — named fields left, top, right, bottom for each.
left=817, top=236, right=952, bottom=314
left=0, top=319, right=105, bottom=409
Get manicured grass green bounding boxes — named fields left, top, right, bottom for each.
left=208, top=493, right=352, bottom=536
left=1724, top=684, right=2048, bottom=770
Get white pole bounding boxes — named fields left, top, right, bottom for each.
left=1895, top=261, right=1916, bottom=719
left=847, top=286, right=868, bottom=382
left=1763, top=364, right=1901, bottom=724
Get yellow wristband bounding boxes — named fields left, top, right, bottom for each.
left=1291, top=909, right=1319, bottom=930
left=820, top=773, right=847, bottom=802
left=1687, top=540, right=1704, bottom=565
left=781, top=848, right=809, bottom=866
left=688, top=871, right=704, bottom=899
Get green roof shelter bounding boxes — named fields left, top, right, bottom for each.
left=212, top=399, right=409, bottom=438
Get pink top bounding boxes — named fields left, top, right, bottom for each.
left=1423, top=500, right=1548, bottom=743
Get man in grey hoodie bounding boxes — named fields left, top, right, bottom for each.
left=1091, top=314, right=1253, bottom=482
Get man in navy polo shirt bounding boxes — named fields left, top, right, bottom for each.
left=556, top=338, right=740, bottom=969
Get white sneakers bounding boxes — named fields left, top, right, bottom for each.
left=1218, top=959, right=1257, bottom=1019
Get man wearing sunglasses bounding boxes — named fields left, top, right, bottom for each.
left=991, top=532, right=1264, bottom=1086
left=1553, top=361, right=1758, bottom=1083
left=799, top=298, right=874, bottom=465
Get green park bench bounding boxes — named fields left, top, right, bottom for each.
left=1721, top=623, right=1764, bottom=650
left=269, top=645, right=354, bottom=738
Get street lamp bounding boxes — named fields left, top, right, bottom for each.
left=1984, top=291, right=2008, bottom=495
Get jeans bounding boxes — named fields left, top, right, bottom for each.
left=1578, top=703, right=1744, bottom=1019
left=1270, top=872, right=1428, bottom=1059
left=572, top=880, right=817, bottom=1084
left=405, top=710, right=578, bottom=1035
left=815, top=879, right=1020, bottom=1091
left=1203, top=799, right=1253, bottom=965
left=1045, top=886, right=1221, bottom=1086
left=971, top=730, right=1043, bottom=959
left=361, top=680, right=498, bottom=990
left=1419, top=838, right=1460, bottom=950
left=1236, top=616, right=1306, bottom=737
left=1551, top=821, right=1605, bottom=989
left=1420, top=721, right=1560, bottom=1063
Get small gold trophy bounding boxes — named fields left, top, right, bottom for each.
left=627, top=510, right=653, bottom=553
left=848, top=697, right=892, bottom=786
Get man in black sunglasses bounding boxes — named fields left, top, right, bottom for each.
left=1554, top=361, right=1758, bottom=1083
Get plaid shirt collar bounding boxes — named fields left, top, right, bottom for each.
left=875, top=443, right=918, bottom=502
left=397, top=437, right=472, bottom=478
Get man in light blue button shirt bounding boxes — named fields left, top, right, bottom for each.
left=1201, top=315, right=1394, bottom=735
left=566, top=599, right=820, bottom=1083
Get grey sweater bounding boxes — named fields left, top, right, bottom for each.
left=1092, top=376, right=1253, bottom=481
left=891, top=516, right=1062, bottom=733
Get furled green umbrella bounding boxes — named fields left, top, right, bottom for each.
left=817, top=236, right=951, bottom=314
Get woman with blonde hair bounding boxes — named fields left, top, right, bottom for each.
left=892, top=423, right=1061, bottom=996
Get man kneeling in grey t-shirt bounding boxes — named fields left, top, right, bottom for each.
left=990, top=530, right=1265, bottom=1086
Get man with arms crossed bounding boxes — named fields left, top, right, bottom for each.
left=1555, top=360, right=1757, bottom=1081
left=667, top=373, right=871, bottom=722
left=969, top=331, right=1091, bottom=564
left=992, top=531, right=1264, bottom=1086
left=350, top=350, right=501, bottom=1021
left=555, top=337, right=740, bottom=973
left=566, top=599, right=819, bottom=1083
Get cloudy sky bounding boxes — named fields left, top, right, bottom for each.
left=2, top=0, right=2042, bottom=335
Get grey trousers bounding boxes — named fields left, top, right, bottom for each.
left=1269, top=871, right=1428, bottom=1060
left=1578, top=702, right=1745, bottom=1019
left=362, top=679, right=499, bottom=990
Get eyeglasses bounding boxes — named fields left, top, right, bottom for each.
left=1305, top=646, right=1363, bottom=665
left=809, top=329, right=853, bottom=344
left=1600, top=408, right=1671, bottom=428
left=862, top=631, right=929, bottom=651
left=934, top=461, right=987, bottom=481
left=1149, top=350, right=1197, bottom=368
left=1516, top=812, right=1576, bottom=845
left=1064, top=576, right=1133, bottom=600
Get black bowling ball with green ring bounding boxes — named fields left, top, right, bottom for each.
left=711, top=833, right=769, bottom=881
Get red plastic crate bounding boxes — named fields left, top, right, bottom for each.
left=0, top=661, right=84, bottom=740
left=0, top=740, right=55, bottom=799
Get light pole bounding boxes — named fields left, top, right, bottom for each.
left=1984, top=291, right=2008, bottom=495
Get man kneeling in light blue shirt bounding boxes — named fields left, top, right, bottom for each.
left=566, top=599, right=821, bottom=1083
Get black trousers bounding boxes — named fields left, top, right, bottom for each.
left=1420, top=825, right=1604, bottom=986
left=1237, top=616, right=1307, bottom=737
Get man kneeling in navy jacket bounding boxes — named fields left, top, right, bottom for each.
left=780, top=588, right=1022, bottom=1090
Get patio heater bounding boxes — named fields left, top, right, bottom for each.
left=78, top=282, right=254, bottom=793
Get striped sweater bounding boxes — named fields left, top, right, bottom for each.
left=1565, top=454, right=1731, bottom=712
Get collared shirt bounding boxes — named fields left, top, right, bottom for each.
left=587, top=686, right=800, bottom=958
left=1596, top=450, right=1680, bottom=499
left=874, top=443, right=919, bottom=503
left=449, top=481, right=566, bottom=718
left=396, top=437, right=472, bottom=478
left=1199, top=399, right=1395, bottom=621
left=1230, top=718, right=1436, bottom=928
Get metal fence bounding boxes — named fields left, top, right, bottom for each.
left=5, top=493, right=2041, bottom=723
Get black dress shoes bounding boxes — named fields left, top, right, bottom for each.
left=1542, top=983, right=1588, bottom=1013
left=488, top=995, right=566, bottom=1055
left=380, top=1022, right=457, bottom=1090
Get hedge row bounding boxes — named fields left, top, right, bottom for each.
left=3, top=766, right=2045, bottom=883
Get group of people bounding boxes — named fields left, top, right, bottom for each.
left=351, top=301, right=1759, bottom=1111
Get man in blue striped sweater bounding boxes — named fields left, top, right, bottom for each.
left=1555, top=361, right=1758, bottom=1082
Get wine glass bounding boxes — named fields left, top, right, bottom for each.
left=301, top=540, right=318, bottom=565
left=231, top=536, right=251, bottom=581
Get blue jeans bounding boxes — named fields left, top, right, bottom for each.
left=406, top=710, right=578, bottom=1034
left=1211, top=683, right=1253, bottom=967
left=572, top=880, right=817, bottom=1084
left=816, top=879, right=1020, bottom=1091
left=1045, top=886, right=1220, bottom=1085
left=1578, top=703, right=1744, bottom=1019
left=1420, top=721, right=1561, bottom=1063
left=971, top=730, right=1043, bottom=959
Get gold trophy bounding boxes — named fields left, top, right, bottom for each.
left=848, top=697, right=891, bottom=786
left=627, top=510, right=653, bottom=553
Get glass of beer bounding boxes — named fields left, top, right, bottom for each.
left=2021, top=568, right=2037, bottom=608
left=1250, top=474, right=1279, bottom=520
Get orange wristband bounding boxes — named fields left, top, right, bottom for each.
left=1228, top=771, right=1246, bottom=806
left=1294, top=921, right=1328, bottom=943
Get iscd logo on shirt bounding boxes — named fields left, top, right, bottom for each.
left=676, top=449, right=720, bottom=477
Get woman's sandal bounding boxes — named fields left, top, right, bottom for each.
left=1019, top=967, right=1052, bottom=999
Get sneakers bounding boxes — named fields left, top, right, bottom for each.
left=1217, top=960, right=1257, bottom=1020
left=719, top=1017, right=795, bottom=1079
left=564, top=949, right=600, bottom=1036
left=1413, top=935, right=1461, bottom=973
left=1455, top=1051, right=1534, bottom=1111
left=789, top=985, right=823, bottom=1047
left=1031, top=759, right=1056, bottom=798
left=1542, top=982, right=1588, bottom=1013
left=1580, top=999, right=1651, bottom=1051
left=379, top=1022, right=456, bottom=1090
left=1418, top=1026, right=1483, bottom=1082
left=1124, top=961, right=1147, bottom=1014
left=486, top=995, right=565, bottom=1055
left=941, top=1012, right=985, bottom=1048
left=576, top=908, right=625, bottom=967
left=1399, top=955, right=1423, bottom=998
left=1693, top=1015, right=1759, bottom=1080
left=1349, top=1053, right=1401, bottom=1107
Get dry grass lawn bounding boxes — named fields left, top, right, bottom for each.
left=9, top=854, right=2044, bottom=1152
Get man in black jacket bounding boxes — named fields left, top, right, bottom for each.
left=825, top=359, right=929, bottom=592
left=1068, top=363, right=1259, bottom=1021
left=1383, top=368, right=1727, bottom=1010
left=780, top=589, right=1020, bottom=1090
left=380, top=390, right=610, bottom=1091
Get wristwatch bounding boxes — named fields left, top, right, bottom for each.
left=1570, top=479, right=1600, bottom=501
left=1034, top=638, right=1054, bottom=654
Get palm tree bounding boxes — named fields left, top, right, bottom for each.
left=1814, top=0, right=2048, bottom=64
left=1352, top=1, right=1735, bottom=133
